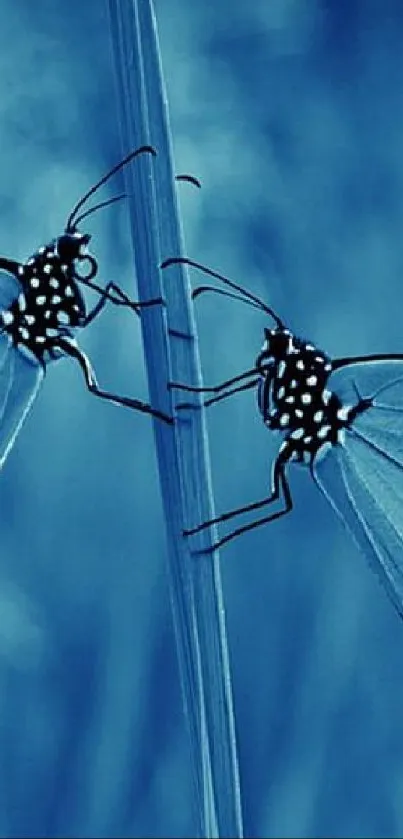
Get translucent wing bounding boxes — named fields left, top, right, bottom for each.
left=0, top=333, right=44, bottom=469
left=0, top=265, right=22, bottom=309
left=314, top=362, right=403, bottom=618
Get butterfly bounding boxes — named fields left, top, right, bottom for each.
left=162, top=255, right=403, bottom=620
left=0, top=145, right=183, bottom=471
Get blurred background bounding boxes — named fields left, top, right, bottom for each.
left=0, top=0, right=402, bottom=836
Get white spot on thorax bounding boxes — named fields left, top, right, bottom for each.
left=30, top=277, right=40, bottom=289
left=277, top=386, right=285, bottom=399
left=43, top=264, right=52, bottom=275
left=279, top=413, right=290, bottom=427
left=296, top=360, right=305, bottom=371
left=291, top=428, right=304, bottom=440
left=25, top=314, right=35, bottom=326
left=290, top=379, right=297, bottom=389
left=19, top=326, right=30, bottom=340
left=278, top=361, right=286, bottom=379
left=314, top=410, right=324, bottom=423
left=57, top=311, right=70, bottom=325
left=65, top=285, right=74, bottom=297
left=51, top=295, right=62, bottom=305
left=36, top=295, right=46, bottom=306
left=301, top=393, right=312, bottom=405
left=285, top=395, right=294, bottom=404
left=317, top=424, right=331, bottom=440
left=307, top=375, right=317, bottom=386
left=49, top=278, right=59, bottom=289
left=337, top=406, right=351, bottom=422
left=295, top=409, right=303, bottom=419
left=18, top=293, right=26, bottom=312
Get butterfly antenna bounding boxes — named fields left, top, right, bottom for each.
left=192, top=284, right=268, bottom=313
left=160, top=256, right=284, bottom=328
left=175, top=174, right=202, bottom=188
left=66, top=145, right=156, bottom=231
left=73, top=194, right=126, bottom=228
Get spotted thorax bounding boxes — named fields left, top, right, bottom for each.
left=0, top=232, right=91, bottom=364
left=256, top=327, right=367, bottom=466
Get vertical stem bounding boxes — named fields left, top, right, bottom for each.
left=107, top=1, right=244, bottom=836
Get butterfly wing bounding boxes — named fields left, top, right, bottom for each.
left=0, top=333, right=44, bottom=469
left=0, top=262, right=22, bottom=309
left=314, top=363, right=403, bottom=618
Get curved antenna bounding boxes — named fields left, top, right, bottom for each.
left=175, top=174, right=202, bottom=188
left=73, top=194, right=126, bottom=228
left=66, top=145, right=156, bottom=232
left=192, top=284, right=269, bottom=314
left=160, top=256, right=284, bottom=328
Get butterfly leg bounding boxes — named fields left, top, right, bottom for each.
left=56, top=337, right=173, bottom=424
left=170, top=368, right=260, bottom=410
left=82, top=279, right=163, bottom=325
left=186, top=454, right=293, bottom=552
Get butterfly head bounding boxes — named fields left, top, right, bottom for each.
left=256, top=327, right=292, bottom=374
left=54, top=229, right=97, bottom=281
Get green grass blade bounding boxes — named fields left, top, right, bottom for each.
left=106, top=0, right=244, bottom=836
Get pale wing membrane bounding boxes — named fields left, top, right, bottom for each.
left=0, top=268, right=22, bottom=309
left=0, top=336, right=44, bottom=468
left=315, top=366, right=403, bottom=617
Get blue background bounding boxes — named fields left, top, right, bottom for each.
left=0, top=1, right=403, bottom=836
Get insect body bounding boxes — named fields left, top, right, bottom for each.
left=255, top=328, right=368, bottom=462
left=162, top=256, right=403, bottom=619
left=0, top=145, right=173, bottom=469
left=1, top=233, right=88, bottom=362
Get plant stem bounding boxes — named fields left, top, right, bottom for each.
left=106, top=1, right=244, bottom=836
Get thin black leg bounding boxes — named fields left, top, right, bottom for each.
left=83, top=284, right=119, bottom=326
left=176, top=377, right=259, bottom=410
left=185, top=457, right=291, bottom=537
left=169, top=366, right=259, bottom=395
left=203, top=378, right=258, bottom=407
left=56, top=337, right=173, bottom=424
left=207, top=464, right=292, bottom=551
left=79, top=277, right=163, bottom=322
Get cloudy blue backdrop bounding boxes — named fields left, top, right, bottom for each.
left=0, top=0, right=402, bottom=836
